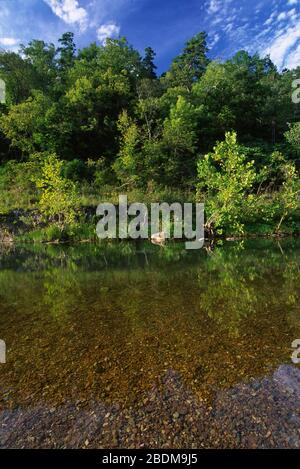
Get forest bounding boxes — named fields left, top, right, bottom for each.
left=1, top=31, right=300, bottom=241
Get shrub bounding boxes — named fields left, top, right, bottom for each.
left=62, top=159, right=88, bottom=182
left=197, top=132, right=256, bottom=235
left=34, top=153, right=78, bottom=226
left=0, top=160, right=39, bottom=213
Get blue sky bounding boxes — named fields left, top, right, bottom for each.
left=0, top=0, right=300, bottom=72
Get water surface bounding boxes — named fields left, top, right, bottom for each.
left=0, top=239, right=300, bottom=448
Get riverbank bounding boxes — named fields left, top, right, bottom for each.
left=1, top=207, right=300, bottom=245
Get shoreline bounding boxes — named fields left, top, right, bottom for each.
left=1, top=365, right=299, bottom=449
left=1, top=207, right=300, bottom=245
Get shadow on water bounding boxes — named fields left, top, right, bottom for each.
left=0, top=239, right=300, bottom=448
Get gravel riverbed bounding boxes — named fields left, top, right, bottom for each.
left=1, top=365, right=299, bottom=449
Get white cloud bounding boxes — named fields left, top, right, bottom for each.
left=0, top=37, right=19, bottom=46
left=278, top=12, right=287, bottom=21
left=288, top=0, right=297, bottom=5
left=208, top=0, right=219, bottom=14
left=263, top=23, right=300, bottom=69
left=44, top=0, right=88, bottom=31
left=288, top=9, right=297, bottom=21
left=264, top=11, right=277, bottom=26
left=97, top=22, right=120, bottom=45
left=284, top=41, right=300, bottom=69
left=207, top=0, right=233, bottom=16
left=208, top=32, right=220, bottom=48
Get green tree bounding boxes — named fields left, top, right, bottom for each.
left=113, top=110, right=142, bottom=187
left=57, top=32, right=76, bottom=73
left=274, top=161, right=300, bottom=232
left=0, top=91, right=52, bottom=154
left=193, top=53, right=280, bottom=150
left=285, top=122, right=300, bottom=155
left=96, top=37, right=143, bottom=89
left=20, top=39, right=57, bottom=94
left=0, top=51, right=37, bottom=104
left=136, top=78, right=163, bottom=140
left=164, top=32, right=209, bottom=90
left=65, top=67, right=132, bottom=161
left=35, top=153, right=78, bottom=226
left=197, top=132, right=256, bottom=235
left=142, top=47, right=157, bottom=79
left=161, top=95, right=198, bottom=185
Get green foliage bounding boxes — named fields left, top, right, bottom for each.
left=250, top=152, right=300, bottom=232
left=142, top=47, right=157, bottom=79
left=20, top=39, right=57, bottom=95
left=113, top=110, right=142, bottom=187
left=192, top=54, right=281, bottom=149
left=0, top=91, right=52, bottom=154
left=163, top=32, right=209, bottom=90
left=34, top=153, right=78, bottom=226
left=18, top=222, right=95, bottom=243
left=1, top=31, right=300, bottom=237
left=273, top=161, right=300, bottom=232
left=285, top=122, right=300, bottom=155
left=57, top=32, right=76, bottom=74
left=0, top=160, right=39, bottom=213
left=161, top=96, right=198, bottom=185
left=0, top=51, right=38, bottom=104
left=96, top=37, right=143, bottom=81
left=62, top=159, right=88, bottom=182
left=197, top=132, right=256, bottom=234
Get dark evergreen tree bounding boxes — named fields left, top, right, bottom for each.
left=142, top=47, right=157, bottom=79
